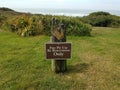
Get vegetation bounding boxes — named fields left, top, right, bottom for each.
left=81, top=11, right=120, bottom=27
left=0, top=27, right=120, bottom=90
left=0, top=7, right=92, bottom=37
left=1, top=8, right=120, bottom=37
left=10, top=15, right=92, bottom=36
left=0, top=15, right=7, bottom=26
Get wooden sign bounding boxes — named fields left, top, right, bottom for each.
left=46, top=42, right=72, bottom=60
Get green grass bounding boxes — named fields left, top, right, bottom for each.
left=0, top=27, right=120, bottom=90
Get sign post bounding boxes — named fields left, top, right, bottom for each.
left=46, top=18, right=71, bottom=73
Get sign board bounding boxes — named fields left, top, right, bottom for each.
left=46, top=42, right=72, bottom=60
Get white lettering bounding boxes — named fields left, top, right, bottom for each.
left=47, top=49, right=51, bottom=52
left=53, top=52, right=63, bottom=56
left=57, top=46, right=61, bottom=49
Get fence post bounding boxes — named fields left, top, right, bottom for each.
left=51, top=18, right=67, bottom=73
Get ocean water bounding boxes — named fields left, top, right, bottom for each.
left=15, top=8, right=120, bottom=17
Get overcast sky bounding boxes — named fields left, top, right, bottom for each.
left=0, top=0, right=120, bottom=10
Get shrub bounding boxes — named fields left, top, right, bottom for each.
left=10, top=14, right=92, bottom=37
left=81, top=11, right=120, bottom=27
left=89, top=11, right=110, bottom=16
left=57, top=17, right=92, bottom=36
left=10, top=15, right=45, bottom=36
left=0, top=15, right=7, bottom=27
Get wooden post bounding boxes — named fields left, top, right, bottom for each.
left=51, top=18, right=67, bottom=73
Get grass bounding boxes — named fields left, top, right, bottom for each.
left=0, top=27, right=120, bottom=90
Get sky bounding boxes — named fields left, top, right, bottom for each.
left=0, top=0, right=120, bottom=11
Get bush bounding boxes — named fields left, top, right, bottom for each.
left=89, top=12, right=110, bottom=16
left=10, top=14, right=48, bottom=36
left=61, top=18, right=92, bottom=36
left=0, top=15, right=7, bottom=27
left=10, top=14, right=92, bottom=37
left=81, top=11, right=120, bottom=27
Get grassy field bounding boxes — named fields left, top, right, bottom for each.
left=0, top=27, right=120, bottom=90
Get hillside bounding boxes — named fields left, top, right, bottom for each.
left=0, top=7, right=21, bottom=16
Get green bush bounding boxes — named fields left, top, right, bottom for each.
left=89, top=12, right=110, bottom=16
left=41, top=16, right=51, bottom=35
left=10, top=15, right=48, bottom=36
left=10, top=14, right=92, bottom=37
left=61, top=18, right=92, bottom=36
left=81, top=11, right=120, bottom=27
left=0, top=15, right=7, bottom=27
left=52, top=16, right=92, bottom=36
